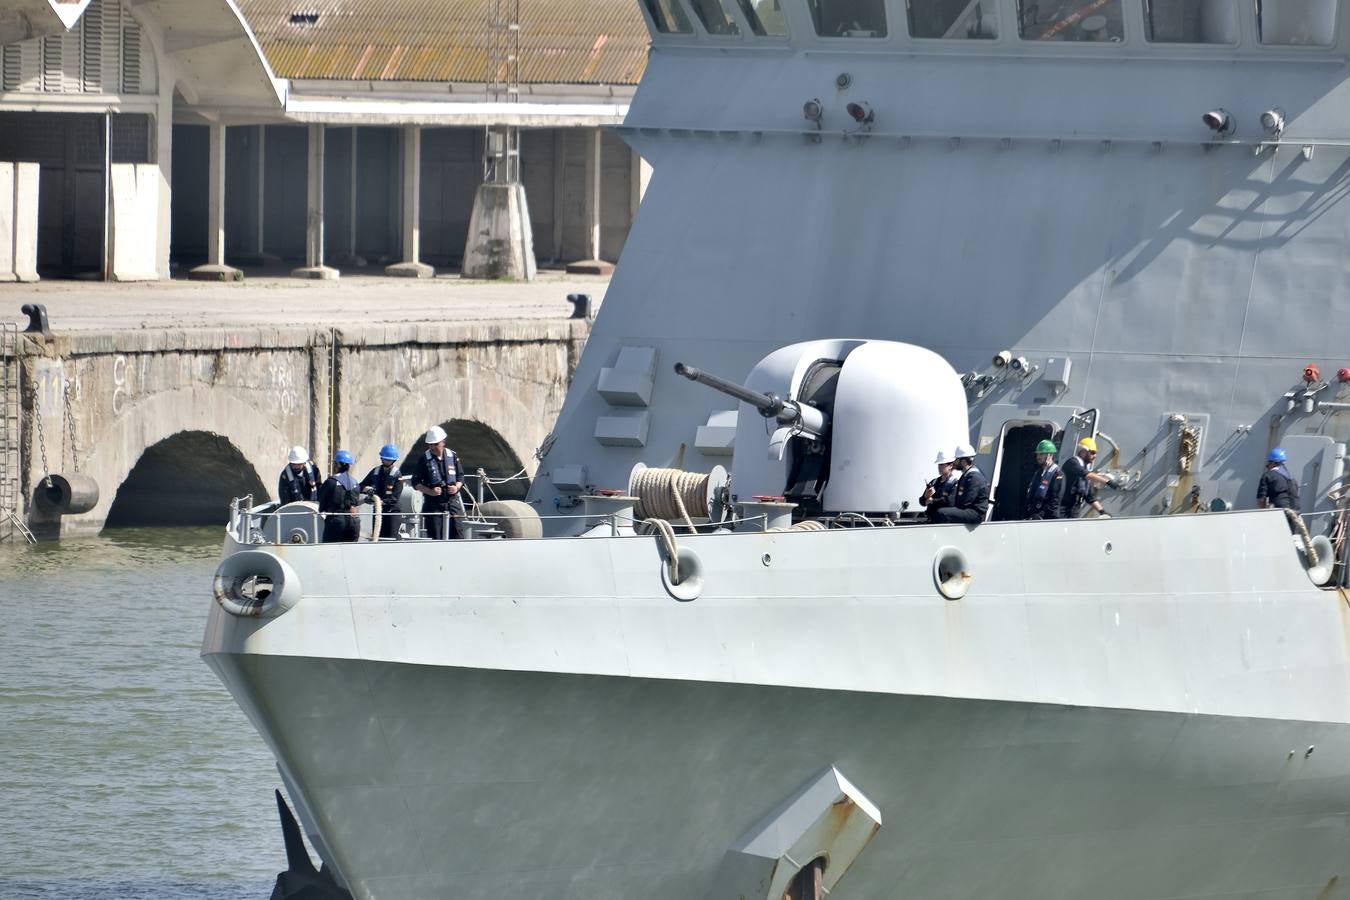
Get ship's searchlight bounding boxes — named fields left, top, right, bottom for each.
left=1261, top=108, right=1286, bottom=137
left=1202, top=109, right=1235, bottom=137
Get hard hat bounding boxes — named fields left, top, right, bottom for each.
left=1035, top=439, right=1058, bottom=455
left=287, top=446, right=309, bottom=465
left=424, top=425, right=448, bottom=444
left=934, top=449, right=955, bottom=465
left=379, top=443, right=400, bottom=461
left=954, top=443, right=976, bottom=460
left=334, top=449, right=354, bottom=465
left=1078, top=437, right=1099, bottom=453
left=1268, top=447, right=1288, bottom=463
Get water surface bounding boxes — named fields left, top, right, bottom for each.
left=1, top=528, right=282, bottom=898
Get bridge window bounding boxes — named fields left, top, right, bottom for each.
left=691, top=0, right=741, bottom=34
left=908, top=0, right=999, bottom=39
left=808, top=0, right=888, bottom=36
left=737, top=0, right=789, bottom=35
left=1017, top=0, right=1124, bottom=41
left=1143, top=0, right=1238, bottom=44
left=1256, top=0, right=1335, bottom=46
left=644, top=0, right=694, bottom=33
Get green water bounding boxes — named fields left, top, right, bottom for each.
left=0, top=528, right=282, bottom=898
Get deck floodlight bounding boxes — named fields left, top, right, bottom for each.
left=1260, top=107, right=1285, bottom=137
left=803, top=98, right=823, bottom=125
left=1202, top=109, right=1234, bottom=137
left=846, top=101, right=874, bottom=125
left=992, top=350, right=1012, bottom=368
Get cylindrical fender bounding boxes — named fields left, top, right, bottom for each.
left=213, top=550, right=303, bottom=618
left=35, top=473, right=101, bottom=515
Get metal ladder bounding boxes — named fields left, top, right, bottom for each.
left=0, top=322, right=34, bottom=543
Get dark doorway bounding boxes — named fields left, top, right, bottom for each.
left=105, top=431, right=267, bottom=528
left=399, top=419, right=528, bottom=502
left=170, top=124, right=209, bottom=268
left=991, top=422, right=1055, bottom=521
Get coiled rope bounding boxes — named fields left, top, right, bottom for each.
left=632, top=467, right=711, bottom=530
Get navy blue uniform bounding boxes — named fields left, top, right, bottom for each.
left=360, top=464, right=404, bottom=539
left=1024, top=462, right=1064, bottom=520
left=318, top=471, right=362, bottom=542
left=1257, top=464, right=1300, bottom=510
left=933, top=466, right=990, bottom=525
left=414, top=448, right=464, bottom=539
left=1058, top=454, right=1095, bottom=519
left=278, top=462, right=321, bottom=504
left=923, top=473, right=960, bottom=521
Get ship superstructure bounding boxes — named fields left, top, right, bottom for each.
left=205, top=2, right=1350, bottom=897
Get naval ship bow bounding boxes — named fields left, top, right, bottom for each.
left=206, top=0, right=1350, bottom=897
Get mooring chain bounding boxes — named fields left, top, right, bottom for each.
left=25, top=364, right=52, bottom=489
left=62, top=368, right=79, bottom=473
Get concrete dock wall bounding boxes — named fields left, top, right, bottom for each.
left=15, top=318, right=588, bottom=536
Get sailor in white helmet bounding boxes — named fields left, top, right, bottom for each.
left=412, top=425, right=465, bottom=539
left=931, top=443, right=990, bottom=525
left=277, top=445, right=321, bottom=504
left=921, top=448, right=962, bottom=521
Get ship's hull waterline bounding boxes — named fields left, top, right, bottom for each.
left=204, top=511, right=1350, bottom=898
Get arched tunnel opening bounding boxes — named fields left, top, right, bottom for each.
left=399, top=419, right=528, bottom=502
left=104, top=431, right=268, bottom=529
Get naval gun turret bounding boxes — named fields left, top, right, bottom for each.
left=679, top=340, right=969, bottom=517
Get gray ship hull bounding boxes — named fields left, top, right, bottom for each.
left=207, top=653, right=1350, bottom=900
left=203, top=511, right=1350, bottom=898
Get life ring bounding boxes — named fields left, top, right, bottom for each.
left=213, top=550, right=302, bottom=618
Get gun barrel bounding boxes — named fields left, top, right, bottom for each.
left=674, top=362, right=783, bottom=416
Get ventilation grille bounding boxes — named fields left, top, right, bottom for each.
left=2, top=0, right=150, bottom=96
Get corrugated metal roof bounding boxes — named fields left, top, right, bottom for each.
left=237, top=0, right=649, bottom=84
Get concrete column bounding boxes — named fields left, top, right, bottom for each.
left=189, top=123, right=242, bottom=281
left=335, top=127, right=367, bottom=268
left=564, top=127, right=612, bottom=275
left=585, top=128, right=601, bottom=260
left=386, top=125, right=433, bottom=277
left=153, top=91, right=173, bottom=279
left=293, top=124, right=338, bottom=279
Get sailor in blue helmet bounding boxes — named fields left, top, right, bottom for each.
left=412, top=425, right=465, bottom=540
left=1257, top=448, right=1300, bottom=511
left=277, top=445, right=321, bottom=504
left=318, top=449, right=363, bottom=543
left=360, top=443, right=405, bottom=540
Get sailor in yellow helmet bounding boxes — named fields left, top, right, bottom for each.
left=1058, top=436, right=1115, bottom=518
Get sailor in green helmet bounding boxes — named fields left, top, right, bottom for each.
left=1023, top=439, right=1065, bottom=520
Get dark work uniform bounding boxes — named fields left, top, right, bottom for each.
left=923, top=472, right=960, bottom=521
left=318, top=471, right=362, bottom=543
left=360, top=463, right=404, bottom=539
left=1257, top=464, right=1300, bottom=510
left=1024, top=462, right=1064, bottom=520
left=277, top=462, right=321, bottom=503
left=414, top=448, right=464, bottom=540
left=1058, top=454, right=1095, bottom=519
left=933, top=466, right=990, bottom=525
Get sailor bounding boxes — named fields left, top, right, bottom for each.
left=277, top=446, right=321, bottom=504
left=932, top=444, right=990, bottom=525
left=1058, top=436, right=1114, bottom=518
left=318, top=450, right=363, bottom=543
left=921, top=449, right=962, bottom=521
left=1256, top=448, right=1300, bottom=510
left=360, top=443, right=405, bottom=540
left=1023, top=440, right=1064, bottom=520
left=413, top=425, right=465, bottom=540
